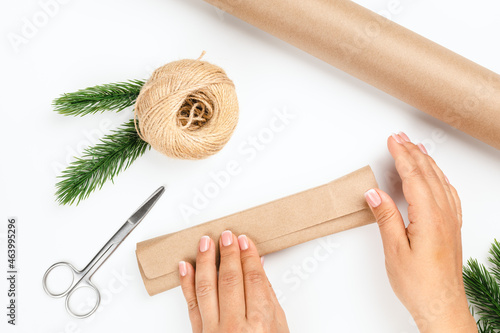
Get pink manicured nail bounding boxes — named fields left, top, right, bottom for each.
left=364, top=189, right=382, bottom=208
left=179, top=261, right=187, bottom=277
left=417, top=143, right=428, bottom=155
left=398, top=132, right=411, bottom=142
left=199, top=236, right=211, bottom=252
left=445, top=175, right=450, bottom=184
left=391, top=133, right=404, bottom=144
left=221, top=230, right=233, bottom=246
left=261, top=257, right=265, bottom=266
left=238, top=235, right=249, bottom=250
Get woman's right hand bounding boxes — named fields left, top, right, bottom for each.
left=364, top=132, right=477, bottom=333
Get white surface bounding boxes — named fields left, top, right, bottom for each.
left=1, top=0, right=499, bottom=332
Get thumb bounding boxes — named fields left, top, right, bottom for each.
left=364, top=189, right=409, bottom=254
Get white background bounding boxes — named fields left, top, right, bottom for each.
left=1, top=0, right=499, bottom=332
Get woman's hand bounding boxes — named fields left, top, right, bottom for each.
left=179, top=231, right=290, bottom=333
left=364, top=132, right=477, bottom=333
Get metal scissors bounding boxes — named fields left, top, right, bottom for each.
left=42, top=186, right=165, bottom=318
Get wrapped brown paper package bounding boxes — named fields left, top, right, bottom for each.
left=203, top=0, right=500, bottom=149
left=136, top=165, right=378, bottom=295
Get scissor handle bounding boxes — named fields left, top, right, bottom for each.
left=43, top=262, right=101, bottom=318
left=65, top=279, right=101, bottom=319
left=43, top=262, right=81, bottom=298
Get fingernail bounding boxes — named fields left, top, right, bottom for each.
left=398, top=132, right=411, bottom=142
left=417, top=143, right=428, bottom=155
left=364, top=189, right=382, bottom=208
left=221, top=230, right=233, bottom=246
left=391, top=133, right=404, bottom=144
left=199, top=236, right=211, bottom=252
left=179, top=261, right=187, bottom=277
left=261, top=256, right=265, bottom=266
left=445, top=175, right=450, bottom=184
left=238, top=235, right=249, bottom=250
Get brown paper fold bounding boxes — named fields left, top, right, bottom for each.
left=136, top=165, right=378, bottom=296
left=203, top=0, right=500, bottom=149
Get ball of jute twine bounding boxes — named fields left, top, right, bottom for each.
left=134, top=53, right=239, bottom=159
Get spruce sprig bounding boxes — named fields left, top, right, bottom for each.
left=489, top=240, right=500, bottom=282
left=53, top=80, right=145, bottom=116
left=477, top=319, right=496, bottom=333
left=55, top=119, right=150, bottom=205
left=464, top=239, right=500, bottom=331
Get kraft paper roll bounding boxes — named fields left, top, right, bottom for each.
left=203, top=0, right=500, bottom=149
left=136, top=165, right=378, bottom=295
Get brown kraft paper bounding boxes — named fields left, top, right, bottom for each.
left=136, top=165, right=378, bottom=296
left=202, top=0, right=500, bottom=149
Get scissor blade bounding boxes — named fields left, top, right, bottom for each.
left=127, top=186, right=165, bottom=225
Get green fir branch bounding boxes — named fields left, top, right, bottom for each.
left=489, top=240, right=500, bottom=283
left=477, top=319, right=496, bottom=333
left=464, top=243, right=500, bottom=330
left=53, top=79, right=145, bottom=116
left=472, top=307, right=497, bottom=333
left=55, top=119, right=150, bottom=205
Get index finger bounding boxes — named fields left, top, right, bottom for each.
left=387, top=134, right=438, bottom=214
left=238, top=235, right=275, bottom=320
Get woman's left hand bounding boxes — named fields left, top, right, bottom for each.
left=179, top=230, right=290, bottom=333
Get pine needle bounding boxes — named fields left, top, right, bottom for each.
left=477, top=319, right=496, bottom=333
left=472, top=307, right=498, bottom=333
left=55, top=119, right=150, bottom=205
left=489, top=239, right=500, bottom=283
left=464, top=248, right=500, bottom=330
left=53, top=80, right=145, bottom=116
